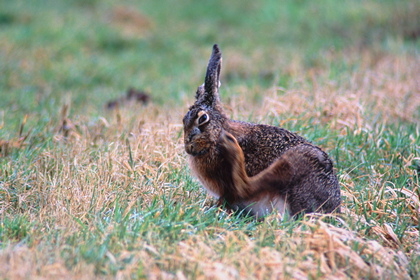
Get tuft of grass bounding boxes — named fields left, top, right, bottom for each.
left=0, top=0, right=419, bottom=279
left=0, top=216, right=32, bottom=245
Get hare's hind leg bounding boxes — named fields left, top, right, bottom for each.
left=280, top=144, right=340, bottom=214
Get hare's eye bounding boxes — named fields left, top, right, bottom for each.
left=197, top=113, right=209, bottom=126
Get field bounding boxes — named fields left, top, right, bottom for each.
left=0, top=0, right=419, bottom=279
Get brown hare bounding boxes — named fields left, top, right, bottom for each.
left=183, top=44, right=340, bottom=218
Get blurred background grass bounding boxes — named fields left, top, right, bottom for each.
left=0, top=0, right=418, bottom=134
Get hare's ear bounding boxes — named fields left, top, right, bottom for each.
left=195, top=84, right=205, bottom=100
left=197, top=44, right=222, bottom=107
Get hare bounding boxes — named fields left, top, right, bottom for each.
left=183, top=44, right=340, bottom=217
left=217, top=130, right=340, bottom=217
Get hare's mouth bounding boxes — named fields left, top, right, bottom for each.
left=185, top=144, right=208, bottom=156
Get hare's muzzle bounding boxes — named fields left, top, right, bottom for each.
left=185, top=143, right=195, bottom=155
left=185, top=143, right=208, bottom=156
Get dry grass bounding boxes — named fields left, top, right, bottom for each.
left=225, top=50, right=419, bottom=127
left=0, top=48, right=419, bottom=279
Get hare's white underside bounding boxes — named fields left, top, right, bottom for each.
left=242, top=195, right=290, bottom=218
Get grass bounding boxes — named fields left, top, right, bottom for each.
left=0, top=0, right=419, bottom=279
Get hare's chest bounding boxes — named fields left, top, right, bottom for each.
left=187, top=156, right=223, bottom=198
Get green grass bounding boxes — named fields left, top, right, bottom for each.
left=1, top=0, right=419, bottom=279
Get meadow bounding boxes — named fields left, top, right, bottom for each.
left=0, top=0, right=419, bottom=279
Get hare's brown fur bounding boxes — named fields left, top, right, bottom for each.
left=218, top=131, right=339, bottom=216
left=183, top=44, right=341, bottom=217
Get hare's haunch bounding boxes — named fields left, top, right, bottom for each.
left=183, top=44, right=341, bottom=217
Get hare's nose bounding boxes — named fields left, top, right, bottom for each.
left=188, top=127, right=200, bottom=142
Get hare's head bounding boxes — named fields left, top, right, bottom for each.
left=183, top=44, right=227, bottom=156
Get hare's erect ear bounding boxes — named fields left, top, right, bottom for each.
left=197, top=44, right=222, bottom=107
